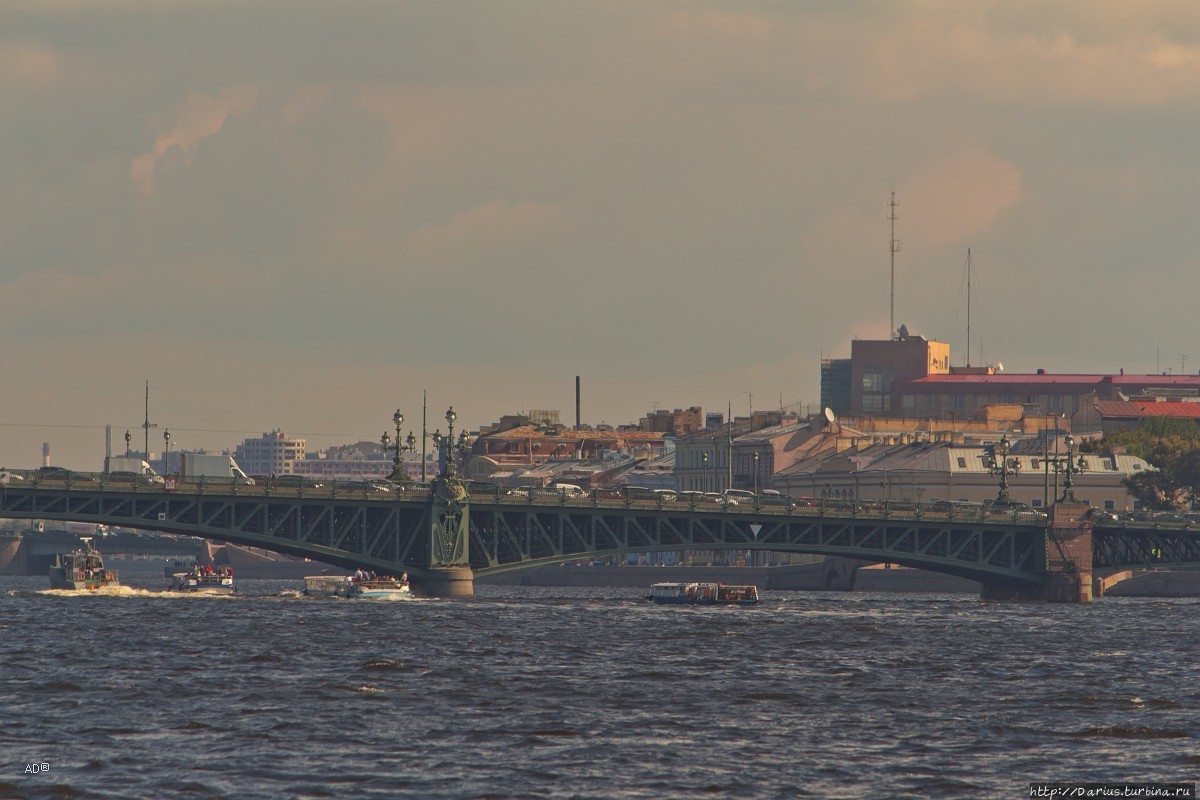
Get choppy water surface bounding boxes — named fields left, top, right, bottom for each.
left=2, top=574, right=1198, bottom=799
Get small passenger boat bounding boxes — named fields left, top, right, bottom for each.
left=168, top=566, right=236, bottom=594
left=303, top=573, right=410, bottom=599
left=48, top=540, right=119, bottom=591
left=646, top=582, right=759, bottom=606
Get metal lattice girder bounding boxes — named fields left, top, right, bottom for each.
left=19, top=484, right=1200, bottom=585
left=1093, top=526, right=1200, bottom=571
left=0, top=485, right=436, bottom=578
left=466, top=500, right=1047, bottom=584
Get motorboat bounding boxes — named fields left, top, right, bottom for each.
left=168, top=566, right=236, bottom=594
left=646, top=582, right=759, bottom=606
left=48, top=540, right=119, bottom=591
left=303, top=573, right=410, bottom=599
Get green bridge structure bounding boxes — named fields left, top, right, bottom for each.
left=3, top=470, right=1199, bottom=602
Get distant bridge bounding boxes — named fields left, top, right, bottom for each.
left=2, top=476, right=1197, bottom=600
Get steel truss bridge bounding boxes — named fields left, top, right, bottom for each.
left=3, top=481, right=1200, bottom=594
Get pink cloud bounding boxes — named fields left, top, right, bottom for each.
left=131, top=85, right=258, bottom=195
left=0, top=43, right=60, bottom=87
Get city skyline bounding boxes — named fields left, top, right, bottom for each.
left=2, top=1, right=1197, bottom=469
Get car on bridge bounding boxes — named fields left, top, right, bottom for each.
left=33, top=466, right=97, bottom=483
left=0, top=470, right=24, bottom=484
left=103, top=470, right=166, bottom=486
left=257, top=475, right=324, bottom=490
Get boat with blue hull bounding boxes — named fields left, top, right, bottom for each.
left=304, top=574, right=410, bottom=599
left=169, top=567, right=236, bottom=594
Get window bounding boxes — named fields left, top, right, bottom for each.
left=1032, top=459, right=1040, bottom=469
left=956, top=457, right=967, bottom=468
left=862, top=395, right=884, bottom=414
left=1104, top=500, right=1115, bottom=510
left=862, top=368, right=892, bottom=392
left=1032, top=499, right=1042, bottom=508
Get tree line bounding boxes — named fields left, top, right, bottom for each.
left=1080, top=417, right=1200, bottom=510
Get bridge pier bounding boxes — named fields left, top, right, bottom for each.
left=414, top=566, right=475, bottom=598
left=980, top=502, right=1094, bottom=603
left=0, top=533, right=27, bottom=575
left=980, top=573, right=1092, bottom=603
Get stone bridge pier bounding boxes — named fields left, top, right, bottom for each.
left=980, top=502, right=1094, bottom=603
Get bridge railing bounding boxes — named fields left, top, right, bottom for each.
left=3, top=472, right=1053, bottom=525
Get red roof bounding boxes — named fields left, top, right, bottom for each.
left=909, top=373, right=1200, bottom=387
left=1095, top=400, right=1200, bottom=419
left=909, top=374, right=1111, bottom=385
left=1111, top=375, right=1200, bottom=386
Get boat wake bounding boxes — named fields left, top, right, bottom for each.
left=37, top=585, right=145, bottom=598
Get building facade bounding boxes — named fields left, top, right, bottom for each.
left=234, top=430, right=306, bottom=476
left=823, top=334, right=1200, bottom=422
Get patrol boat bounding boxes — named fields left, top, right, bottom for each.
left=48, top=539, right=119, bottom=591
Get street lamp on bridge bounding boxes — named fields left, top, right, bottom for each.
left=1060, top=434, right=1087, bottom=503
left=702, top=451, right=710, bottom=493
left=163, top=429, right=171, bottom=475
left=986, top=435, right=1019, bottom=505
left=380, top=409, right=416, bottom=482
left=124, top=430, right=131, bottom=457
left=431, top=407, right=461, bottom=477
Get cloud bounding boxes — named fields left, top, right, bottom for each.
left=0, top=43, right=60, bottom=88
left=403, top=201, right=570, bottom=267
left=854, top=11, right=1200, bottom=109
left=130, top=85, right=258, bottom=195
left=899, top=148, right=1022, bottom=251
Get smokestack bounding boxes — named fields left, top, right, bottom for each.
left=575, top=376, right=581, bottom=429
left=42, top=442, right=50, bottom=468
left=106, top=424, right=112, bottom=461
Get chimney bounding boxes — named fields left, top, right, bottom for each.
left=42, top=442, right=51, bottom=467
left=575, top=376, right=581, bottom=430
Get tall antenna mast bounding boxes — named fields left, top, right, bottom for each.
left=966, top=248, right=972, bottom=367
left=889, top=192, right=900, bottom=339
left=142, top=380, right=157, bottom=459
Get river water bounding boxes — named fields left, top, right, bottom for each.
left=2, top=572, right=1198, bottom=799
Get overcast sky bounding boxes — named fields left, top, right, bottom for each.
left=2, top=1, right=1198, bottom=469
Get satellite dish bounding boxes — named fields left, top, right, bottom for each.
left=897, top=324, right=909, bottom=340
left=996, top=361, right=1004, bottom=372
left=824, top=407, right=836, bottom=424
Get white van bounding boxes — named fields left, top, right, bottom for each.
left=551, top=483, right=585, bottom=498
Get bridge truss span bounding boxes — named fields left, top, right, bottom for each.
left=0, top=485, right=434, bottom=577
left=466, top=502, right=1047, bottom=585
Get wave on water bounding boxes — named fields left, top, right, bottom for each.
left=37, top=585, right=147, bottom=598
left=36, top=586, right=238, bottom=599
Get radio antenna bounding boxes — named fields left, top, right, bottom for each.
left=889, top=192, right=900, bottom=339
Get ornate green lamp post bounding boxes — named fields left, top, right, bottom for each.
left=380, top=409, right=415, bottom=482
left=1060, top=434, right=1086, bottom=503
left=987, top=435, right=1018, bottom=505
